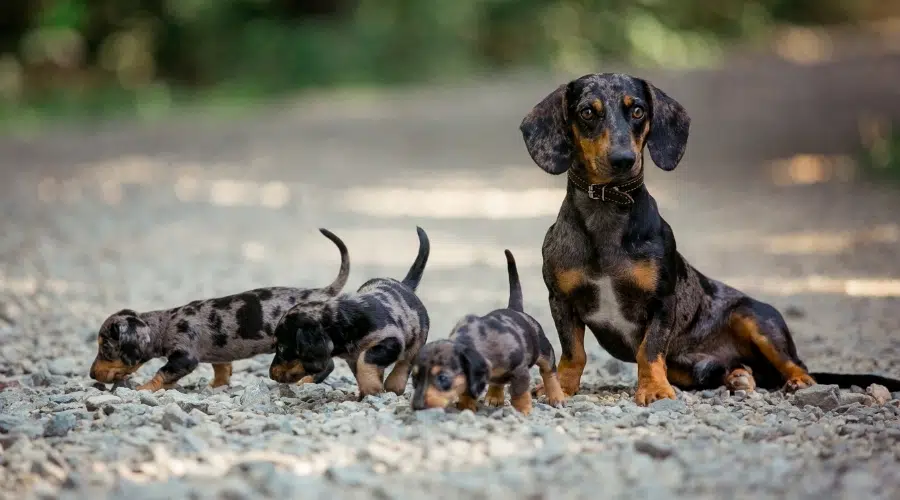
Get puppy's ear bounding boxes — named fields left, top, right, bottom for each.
left=456, top=343, right=488, bottom=399
left=642, top=79, right=690, bottom=171
left=519, top=84, right=574, bottom=175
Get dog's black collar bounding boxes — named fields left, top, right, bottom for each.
left=567, top=170, right=644, bottom=205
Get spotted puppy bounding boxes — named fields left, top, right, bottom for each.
left=410, top=250, right=565, bottom=416
left=269, top=227, right=431, bottom=400
left=89, top=228, right=350, bottom=392
left=519, top=72, right=900, bottom=406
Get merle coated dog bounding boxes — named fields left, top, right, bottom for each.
left=89, top=228, right=349, bottom=392
left=269, top=227, right=431, bottom=401
left=519, top=72, right=900, bottom=406
left=410, top=250, right=565, bottom=415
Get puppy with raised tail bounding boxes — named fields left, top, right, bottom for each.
left=89, top=229, right=350, bottom=392
left=269, top=227, right=431, bottom=401
left=410, top=250, right=565, bottom=416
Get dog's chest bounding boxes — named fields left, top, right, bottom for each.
left=581, top=275, right=642, bottom=333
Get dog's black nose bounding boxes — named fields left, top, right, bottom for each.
left=609, top=151, right=636, bottom=171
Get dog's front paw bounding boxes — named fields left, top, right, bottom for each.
left=725, top=367, right=756, bottom=393
left=634, top=380, right=676, bottom=406
left=784, top=373, right=815, bottom=392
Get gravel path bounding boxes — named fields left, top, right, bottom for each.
left=2, top=51, right=900, bottom=499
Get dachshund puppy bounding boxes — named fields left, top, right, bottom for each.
left=89, top=228, right=349, bottom=392
left=410, top=250, right=565, bottom=416
left=269, top=227, right=431, bottom=401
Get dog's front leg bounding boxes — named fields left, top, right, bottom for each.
left=137, top=350, right=198, bottom=392
left=634, top=299, right=677, bottom=406
left=550, top=293, right=587, bottom=396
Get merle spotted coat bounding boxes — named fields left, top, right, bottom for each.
left=89, top=229, right=350, bottom=392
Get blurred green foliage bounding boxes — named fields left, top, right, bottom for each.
left=859, top=122, right=900, bottom=181
left=0, top=0, right=876, bottom=126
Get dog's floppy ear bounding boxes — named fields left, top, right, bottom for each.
left=642, top=79, right=690, bottom=171
left=519, top=84, right=574, bottom=175
left=455, top=342, right=488, bottom=398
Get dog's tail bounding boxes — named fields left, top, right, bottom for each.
left=810, top=372, right=900, bottom=392
left=401, top=227, right=430, bottom=291
left=319, top=228, right=350, bottom=295
left=504, top=249, right=524, bottom=312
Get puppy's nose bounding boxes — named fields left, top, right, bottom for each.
left=609, top=150, right=636, bottom=171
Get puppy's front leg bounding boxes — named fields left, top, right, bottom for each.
left=508, top=367, right=534, bottom=416
left=354, top=354, right=385, bottom=400
left=137, top=350, right=199, bottom=392
left=634, top=301, right=676, bottom=406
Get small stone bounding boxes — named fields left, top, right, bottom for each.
left=85, top=395, right=122, bottom=411
left=0, top=414, right=25, bottom=433
left=604, top=359, right=624, bottom=375
left=161, top=403, right=191, bottom=430
left=866, top=384, right=891, bottom=405
left=634, top=437, right=674, bottom=459
left=414, top=408, right=446, bottom=424
left=839, top=392, right=874, bottom=407
left=605, top=406, right=623, bottom=416
left=240, top=379, right=271, bottom=408
left=325, top=464, right=372, bottom=487
left=139, top=393, right=160, bottom=407
left=571, top=401, right=596, bottom=412
left=649, top=398, right=686, bottom=413
left=50, top=394, right=77, bottom=404
left=44, top=412, right=77, bottom=437
left=793, top=385, right=840, bottom=411
left=47, top=358, right=78, bottom=376
left=457, top=410, right=476, bottom=423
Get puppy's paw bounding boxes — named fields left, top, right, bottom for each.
left=634, top=380, right=676, bottom=406
left=456, top=395, right=478, bottom=412
left=510, top=392, right=533, bottom=416
left=485, top=386, right=505, bottom=407
left=546, top=394, right=566, bottom=408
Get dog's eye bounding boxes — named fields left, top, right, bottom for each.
left=435, top=373, right=452, bottom=391
left=631, top=106, right=645, bottom=120
left=579, top=108, right=595, bottom=121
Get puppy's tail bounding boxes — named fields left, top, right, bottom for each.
left=809, top=372, right=900, bottom=392
left=319, top=228, right=350, bottom=295
left=505, top=249, right=524, bottom=312
left=401, top=227, right=430, bottom=291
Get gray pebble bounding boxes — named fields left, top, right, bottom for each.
left=793, top=385, right=840, bottom=411
left=634, top=437, right=675, bottom=459
left=839, top=392, right=874, bottom=407
left=650, top=398, right=686, bottom=413
left=44, top=412, right=77, bottom=437
left=139, top=393, right=160, bottom=407
left=239, top=379, right=271, bottom=408
left=0, top=414, right=25, bottom=433
left=161, top=403, right=192, bottom=431
left=866, top=384, right=891, bottom=405
left=84, top=394, right=122, bottom=411
left=47, top=358, right=78, bottom=376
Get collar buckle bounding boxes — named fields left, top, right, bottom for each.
left=587, top=184, right=620, bottom=201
